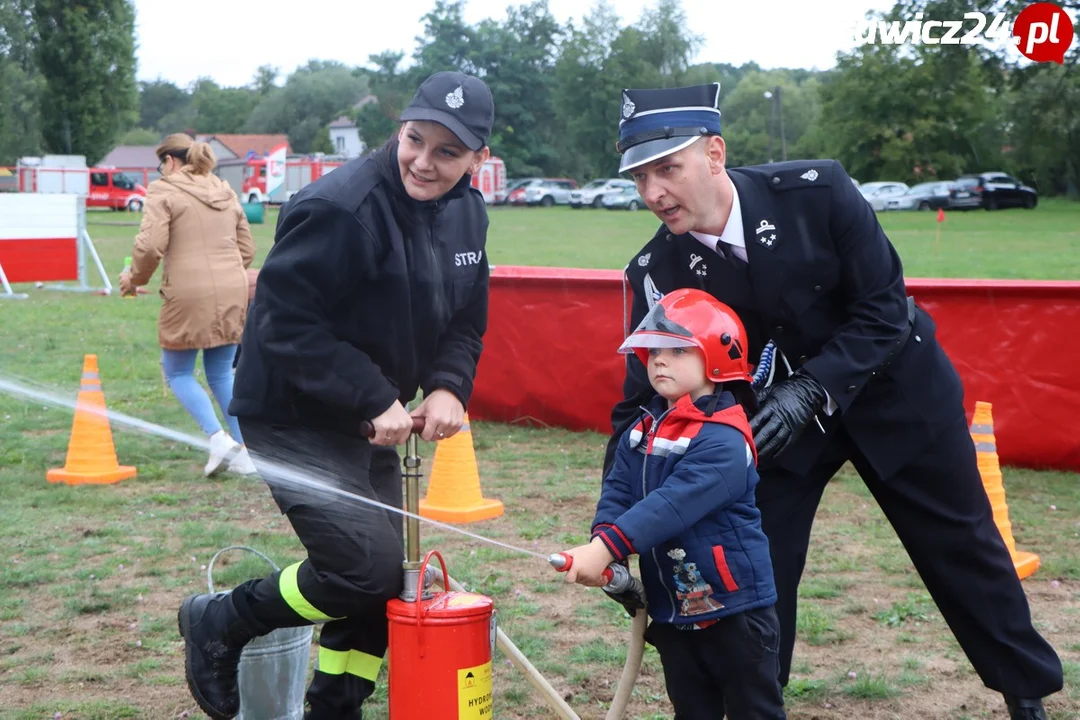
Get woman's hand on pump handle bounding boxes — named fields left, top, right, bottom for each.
left=369, top=401, right=416, bottom=446
left=410, top=389, right=464, bottom=443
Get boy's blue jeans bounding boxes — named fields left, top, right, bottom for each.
left=161, top=346, right=243, bottom=444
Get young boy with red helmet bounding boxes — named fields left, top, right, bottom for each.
left=559, top=288, right=785, bottom=719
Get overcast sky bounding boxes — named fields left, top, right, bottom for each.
left=133, top=0, right=898, bottom=88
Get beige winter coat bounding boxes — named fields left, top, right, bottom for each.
left=130, top=171, right=256, bottom=350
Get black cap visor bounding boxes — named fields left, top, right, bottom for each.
left=400, top=107, right=484, bottom=151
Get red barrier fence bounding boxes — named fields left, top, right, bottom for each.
left=470, top=267, right=1080, bottom=474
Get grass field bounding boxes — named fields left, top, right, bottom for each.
left=0, top=200, right=1078, bottom=719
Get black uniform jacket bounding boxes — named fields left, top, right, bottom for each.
left=605, top=159, right=964, bottom=481
left=230, top=139, right=489, bottom=436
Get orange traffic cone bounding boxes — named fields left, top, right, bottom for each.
left=419, top=413, right=503, bottom=523
left=970, top=401, right=1039, bottom=580
left=47, top=354, right=137, bottom=485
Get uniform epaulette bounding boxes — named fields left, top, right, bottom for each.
left=764, top=160, right=835, bottom=192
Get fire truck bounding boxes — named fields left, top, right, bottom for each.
left=217, top=150, right=505, bottom=206
left=471, top=156, right=507, bottom=205
left=237, top=156, right=344, bottom=204
left=15, top=155, right=148, bottom=211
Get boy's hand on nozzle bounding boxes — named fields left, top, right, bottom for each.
left=557, top=538, right=615, bottom=587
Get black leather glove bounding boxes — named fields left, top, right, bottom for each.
left=603, top=585, right=646, bottom=618
left=599, top=560, right=646, bottom=617
left=749, top=370, right=827, bottom=463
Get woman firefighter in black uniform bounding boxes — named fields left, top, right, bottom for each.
left=177, top=71, right=495, bottom=720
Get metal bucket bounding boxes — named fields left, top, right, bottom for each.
left=208, top=546, right=314, bottom=720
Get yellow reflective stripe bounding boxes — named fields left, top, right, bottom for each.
left=317, top=646, right=383, bottom=681
left=346, top=650, right=383, bottom=681
left=318, top=646, right=350, bottom=674
left=279, top=562, right=340, bottom=623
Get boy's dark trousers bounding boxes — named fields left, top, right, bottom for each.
left=645, top=605, right=786, bottom=720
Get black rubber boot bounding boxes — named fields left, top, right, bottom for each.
left=1005, top=695, right=1048, bottom=720
left=178, top=592, right=255, bottom=720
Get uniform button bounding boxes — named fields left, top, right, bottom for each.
left=774, top=325, right=784, bottom=333
left=846, top=385, right=857, bottom=392
left=798, top=355, right=808, bottom=364
left=771, top=176, right=781, bottom=185
left=813, top=285, right=822, bottom=292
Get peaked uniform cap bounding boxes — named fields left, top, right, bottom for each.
left=617, top=83, right=722, bottom=172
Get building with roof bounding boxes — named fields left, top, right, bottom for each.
left=196, top=134, right=293, bottom=160
left=328, top=116, right=364, bottom=159
left=98, top=145, right=160, bottom=171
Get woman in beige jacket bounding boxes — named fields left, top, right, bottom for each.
left=120, top=134, right=257, bottom=476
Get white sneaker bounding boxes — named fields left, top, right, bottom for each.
left=205, top=430, right=240, bottom=477
left=228, top=446, right=258, bottom=476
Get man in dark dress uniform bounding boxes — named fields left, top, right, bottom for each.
left=602, top=82, right=1062, bottom=720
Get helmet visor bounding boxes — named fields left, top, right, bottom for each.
left=618, top=302, right=698, bottom=354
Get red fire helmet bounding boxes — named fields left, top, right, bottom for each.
left=618, top=287, right=752, bottom=384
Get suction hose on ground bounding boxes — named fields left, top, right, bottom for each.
left=442, top=574, right=647, bottom=720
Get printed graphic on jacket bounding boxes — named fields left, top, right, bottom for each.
left=668, top=548, right=724, bottom=616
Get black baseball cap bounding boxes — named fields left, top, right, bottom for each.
left=399, top=71, right=494, bottom=151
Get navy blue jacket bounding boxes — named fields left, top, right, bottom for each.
left=592, top=391, right=777, bottom=626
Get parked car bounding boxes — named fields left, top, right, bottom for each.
left=602, top=186, right=644, bottom=210
left=507, top=178, right=544, bottom=205
left=949, top=172, right=1038, bottom=210
left=524, top=178, right=578, bottom=207
left=884, top=181, right=954, bottom=211
left=858, top=181, right=910, bottom=211
left=569, top=178, right=636, bottom=208
left=500, top=177, right=538, bottom=205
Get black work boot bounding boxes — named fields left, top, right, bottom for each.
left=178, top=591, right=255, bottom=720
left=1005, top=696, right=1048, bottom=720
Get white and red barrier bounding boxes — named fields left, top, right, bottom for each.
left=470, top=267, right=1080, bottom=474
left=0, top=194, right=111, bottom=298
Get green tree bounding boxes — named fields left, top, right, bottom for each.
left=245, top=61, right=368, bottom=153
left=115, top=127, right=159, bottom=145
left=720, top=71, right=822, bottom=168
left=252, top=65, right=278, bottom=96
left=354, top=51, right=409, bottom=149
left=634, top=0, right=703, bottom=85
left=138, top=79, right=189, bottom=132
left=470, top=0, right=563, bottom=176
left=411, top=0, right=477, bottom=78
left=551, top=1, right=622, bottom=178
left=32, top=0, right=139, bottom=162
left=0, top=0, right=43, bottom=163
left=190, top=78, right=258, bottom=133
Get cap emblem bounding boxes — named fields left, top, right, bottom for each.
left=445, top=86, right=465, bottom=109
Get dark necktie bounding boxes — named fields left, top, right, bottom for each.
left=719, top=243, right=749, bottom=278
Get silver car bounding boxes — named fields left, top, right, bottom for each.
left=524, top=179, right=578, bottom=207
left=569, top=178, right=636, bottom=208
left=859, top=182, right=910, bottom=211
left=602, top=186, right=644, bottom=210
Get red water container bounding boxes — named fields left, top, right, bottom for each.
left=387, top=550, right=496, bottom=719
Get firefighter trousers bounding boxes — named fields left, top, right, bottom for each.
left=755, top=411, right=1063, bottom=700
left=230, top=419, right=405, bottom=719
